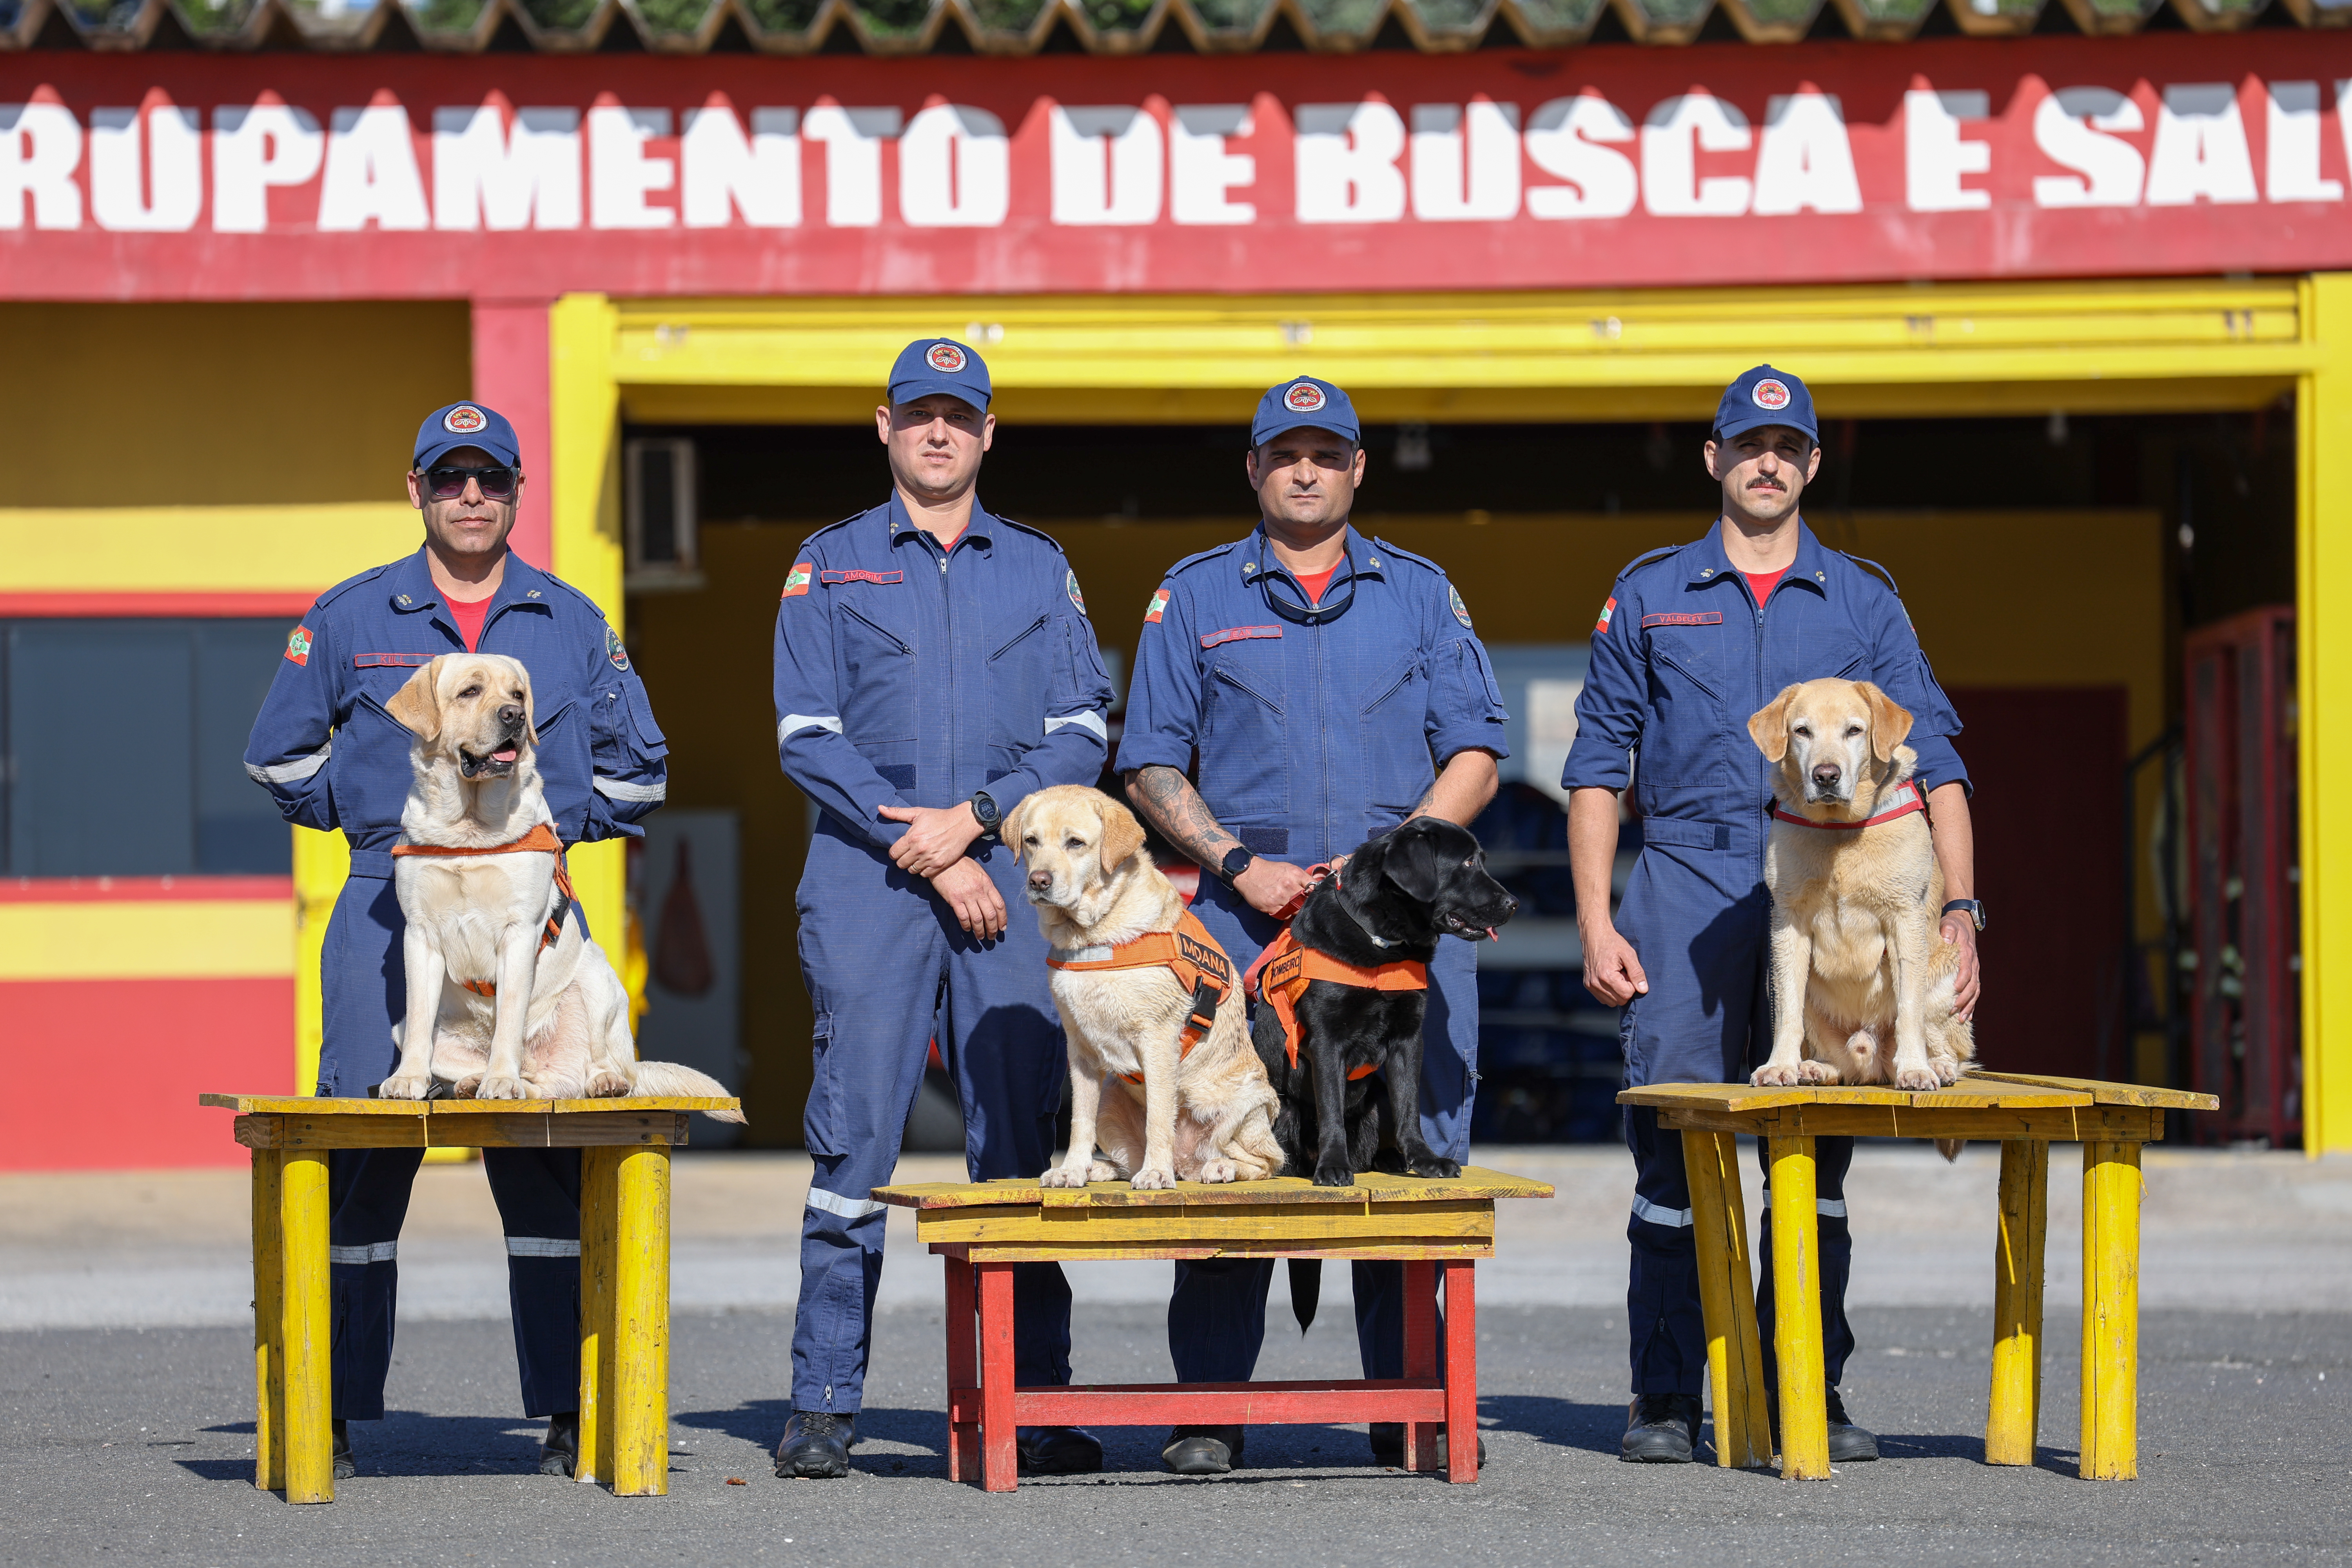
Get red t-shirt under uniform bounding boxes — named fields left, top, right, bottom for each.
left=1294, top=565, right=1341, bottom=606
left=446, top=593, right=492, bottom=652
left=1744, top=568, right=1788, bottom=609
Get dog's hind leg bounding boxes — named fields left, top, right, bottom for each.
left=574, top=954, right=637, bottom=1100
left=1092, top=1087, right=1146, bottom=1184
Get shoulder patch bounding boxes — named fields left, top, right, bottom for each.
left=1448, top=585, right=1473, bottom=630
left=1594, top=596, right=1618, bottom=635
left=1065, top=569, right=1087, bottom=617
left=284, top=624, right=314, bottom=666
left=782, top=561, right=815, bottom=599
left=312, top=563, right=391, bottom=610
left=605, top=624, right=630, bottom=671
left=1144, top=587, right=1171, bottom=625
left=1614, top=544, right=1683, bottom=583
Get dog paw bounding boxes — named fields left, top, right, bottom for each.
left=1131, top=1167, right=1176, bottom=1191
left=1040, top=1166, right=1089, bottom=1189
left=1087, top=1161, right=1119, bottom=1183
left=1797, top=1060, right=1841, bottom=1085
left=1893, top=1063, right=1941, bottom=1092
left=1751, top=1063, right=1802, bottom=1087
left=474, top=1074, right=530, bottom=1102
left=376, top=1074, right=433, bottom=1101
left=450, top=1075, right=483, bottom=1099
left=1931, top=1057, right=1964, bottom=1086
left=1312, top=1161, right=1356, bottom=1189
left=1195, top=1159, right=1239, bottom=1184
left=585, top=1071, right=632, bottom=1099
left=1408, top=1156, right=1462, bottom=1180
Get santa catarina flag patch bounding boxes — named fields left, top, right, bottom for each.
left=1594, top=597, right=1617, bottom=635
left=782, top=562, right=814, bottom=598
left=285, top=624, right=314, bottom=666
left=1145, top=588, right=1171, bottom=624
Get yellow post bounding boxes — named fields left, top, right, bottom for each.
left=577, top=1144, right=621, bottom=1488
left=1986, top=1138, right=2049, bottom=1465
left=1686, top=1130, right=1771, bottom=1468
left=610, top=1141, right=673, bottom=1496
left=2299, top=273, right=2352, bottom=1156
left=2080, top=1140, right=2143, bottom=1479
left=279, top=1148, right=334, bottom=1504
left=548, top=292, right=627, bottom=956
left=1766, top=1135, right=1829, bottom=1480
left=251, top=1146, right=286, bottom=1493
left=289, top=828, right=347, bottom=1097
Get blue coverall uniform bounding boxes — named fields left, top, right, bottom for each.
left=244, top=546, right=669, bottom=1419
left=1117, top=525, right=1510, bottom=1384
left=773, top=497, right=1114, bottom=1415
left=1563, top=520, right=1968, bottom=1399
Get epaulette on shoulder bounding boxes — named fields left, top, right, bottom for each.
left=1162, top=540, right=1241, bottom=578
left=534, top=572, right=608, bottom=621
left=312, top=563, right=392, bottom=610
left=799, top=512, right=865, bottom=554
left=1368, top=538, right=1446, bottom=576
left=1615, top=544, right=1684, bottom=583
left=995, top=516, right=1069, bottom=554
left=1837, top=551, right=1904, bottom=597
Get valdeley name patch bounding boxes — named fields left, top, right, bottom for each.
left=1641, top=612, right=1725, bottom=629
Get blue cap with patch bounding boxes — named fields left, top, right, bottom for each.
left=889, top=338, right=992, bottom=412
left=1713, top=365, right=1818, bottom=445
left=1252, top=376, right=1360, bottom=447
left=415, top=403, right=522, bottom=470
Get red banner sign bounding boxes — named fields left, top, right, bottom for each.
left=2, top=34, right=2347, bottom=300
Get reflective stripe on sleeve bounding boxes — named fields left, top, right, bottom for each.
left=246, top=744, right=332, bottom=785
left=594, top=777, right=666, bottom=802
left=505, top=1237, right=582, bottom=1259
left=1044, top=711, right=1109, bottom=740
left=328, top=1241, right=397, bottom=1265
left=805, top=1188, right=887, bottom=1221
left=780, top=715, right=845, bottom=740
left=1630, top=1196, right=1693, bottom=1229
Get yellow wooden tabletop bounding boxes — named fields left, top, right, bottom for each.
left=1615, top=1073, right=2216, bottom=1115
left=872, top=1165, right=1555, bottom=1210
left=199, top=1093, right=744, bottom=1116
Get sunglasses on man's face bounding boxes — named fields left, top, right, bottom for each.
left=422, top=465, right=519, bottom=502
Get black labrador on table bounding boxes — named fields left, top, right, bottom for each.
left=1252, top=816, right=1518, bottom=1189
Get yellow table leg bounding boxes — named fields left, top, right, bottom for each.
left=611, top=1142, right=672, bottom=1496
left=577, top=1145, right=621, bottom=1488
left=1767, top=1135, right=1829, bottom=1480
left=279, top=1148, right=333, bottom=1504
left=251, top=1147, right=286, bottom=1494
left=1986, top=1138, right=2048, bottom=1466
left=1686, top=1130, right=1771, bottom=1468
left=2081, top=1140, right=2142, bottom=1480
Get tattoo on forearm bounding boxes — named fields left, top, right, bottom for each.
left=1127, top=766, right=1240, bottom=866
left=1405, top=783, right=1438, bottom=819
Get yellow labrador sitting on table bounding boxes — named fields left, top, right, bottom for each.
left=376, top=652, right=740, bottom=1117
left=1008, top=785, right=1283, bottom=1189
left=1747, top=678, right=1976, bottom=1105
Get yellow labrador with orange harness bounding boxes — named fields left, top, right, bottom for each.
left=1007, top=784, right=1283, bottom=1190
left=374, top=652, right=740, bottom=1118
left=1747, top=678, right=1975, bottom=1103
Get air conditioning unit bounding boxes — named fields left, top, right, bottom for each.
left=624, top=437, right=699, bottom=589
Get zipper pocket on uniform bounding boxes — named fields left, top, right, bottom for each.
left=1213, top=662, right=1285, bottom=715
left=991, top=614, right=1048, bottom=661
left=839, top=603, right=912, bottom=654
left=1361, top=658, right=1421, bottom=715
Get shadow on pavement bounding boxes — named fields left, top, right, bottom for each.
left=1479, top=1394, right=1629, bottom=1456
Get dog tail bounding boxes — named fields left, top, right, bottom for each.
left=1287, top=1258, right=1321, bottom=1335
left=632, top=1061, right=749, bottom=1124
left=1935, top=1137, right=1964, bottom=1163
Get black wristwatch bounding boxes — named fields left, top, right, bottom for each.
left=1218, top=844, right=1256, bottom=887
left=968, top=790, right=1001, bottom=843
left=1942, top=899, right=1987, bottom=932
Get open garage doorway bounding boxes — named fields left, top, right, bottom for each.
left=620, top=409, right=2294, bottom=1147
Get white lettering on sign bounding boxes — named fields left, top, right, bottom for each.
left=1524, top=95, right=1637, bottom=220
left=1296, top=101, right=1407, bottom=223
left=802, top=103, right=898, bottom=228
left=212, top=103, right=323, bottom=232
left=681, top=105, right=799, bottom=228
left=1904, top=90, right=1991, bottom=214
left=1642, top=93, right=1752, bottom=217
left=2033, top=87, right=2145, bottom=209
left=433, top=104, right=582, bottom=230
left=1410, top=101, right=1520, bottom=221
left=2267, top=82, right=2343, bottom=203
left=1049, top=105, right=1163, bottom=226
left=318, top=104, right=429, bottom=231
left=2145, top=83, right=2257, bottom=207
left=1752, top=93, right=1861, bottom=215
left=900, top=103, right=1009, bottom=227
left=0, top=101, right=81, bottom=230
left=1170, top=104, right=1254, bottom=226
left=91, top=104, right=200, bottom=232
left=589, top=105, right=676, bottom=229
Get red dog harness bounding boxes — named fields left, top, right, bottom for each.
left=1046, top=908, right=1235, bottom=1084
left=1770, top=779, right=1926, bottom=832
left=389, top=822, right=574, bottom=997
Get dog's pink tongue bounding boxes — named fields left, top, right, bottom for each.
left=492, top=746, right=518, bottom=763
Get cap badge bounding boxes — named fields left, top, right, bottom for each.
left=927, top=343, right=968, bottom=373
left=443, top=405, right=488, bottom=435
left=1751, top=378, right=1792, bottom=412
left=1284, top=381, right=1327, bottom=413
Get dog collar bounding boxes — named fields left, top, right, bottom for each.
left=1770, top=780, right=1926, bottom=831
left=1329, top=861, right=1396, bottom=948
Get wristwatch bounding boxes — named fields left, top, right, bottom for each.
left=967, top=790, right=1001, bottom=843
left=1218, top=844, right=1256, bottom=887
left=1942, top=899, right=1987, bottom=932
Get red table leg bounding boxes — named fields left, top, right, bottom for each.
left=944, top=1256, right=978, bottom=1485
left=977, top=1263, right=1019, bottom=1492
left=1403, top=1260, right=1439, bottom=1472
left=1442, top=1260, right=1479, bottom=1483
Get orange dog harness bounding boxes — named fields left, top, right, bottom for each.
left=1244, top=927, right=1428, bottom=1077
left=1046, top=908, right=1235, bottom=1083
left=389, top=822, right=574, bottom=997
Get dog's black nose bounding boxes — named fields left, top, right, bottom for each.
left=497, top=704, right=523, bottom=727
left=1502, top=893, right=1520, bottom=917
left=1811, top=762, right=1842, bottom=786
left=1028, top=869, right=1053, bottom=891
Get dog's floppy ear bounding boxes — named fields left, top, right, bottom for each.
left=1096, top=793, right=1147, bottom=878
left=1381, top=819, right=1447, bottom=904
left=385, top=659, right=443, bottom=741
left=511, top=658, right=539, bottom=748
left=999, top=795, right=1031, bottom=862
left=1747, top=685, right=1802, bottom=763
left=1858, top=682, right=1914, bottom=763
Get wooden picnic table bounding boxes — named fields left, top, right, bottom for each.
left=201, top=1092, right=740, bottom=1504
left=1617, top=1072, right=2218, bottom=1482
left=872, top=1166, right=1554, bottom=1492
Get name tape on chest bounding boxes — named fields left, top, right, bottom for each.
left=819, top=569, right=904, bottom=586
left=353, top=652, right=436, bottom=668
left=1201, top=624, right=1283, bottom=649
left=1641, top=612, right=1725, bottom=629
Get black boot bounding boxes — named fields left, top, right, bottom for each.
left=1766, top=1388, right=1882, bottom=1464
left=539, top=1411, right=579, bottom=1477
left=1367, top=1424, right=1489, bottom=1468
left=774, top=1411, right=857, bottom=1479
left=1619, top=1393, right=1700, bottom=1463
left=1160, top=1426, right=1244, bottom=1475
left=1016, top=1426, right=1104, bottom=1475
left=331, top=1419, right=356, bottom=1481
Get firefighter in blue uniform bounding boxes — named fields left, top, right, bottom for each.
left=244, top=402, right=670, bottom=1481
left=771, top=339, right=1116, bottom=1480
left=1564, top=366, right=1985, bottom=1464
left=1118, top=377, right=1510, bottom=1475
